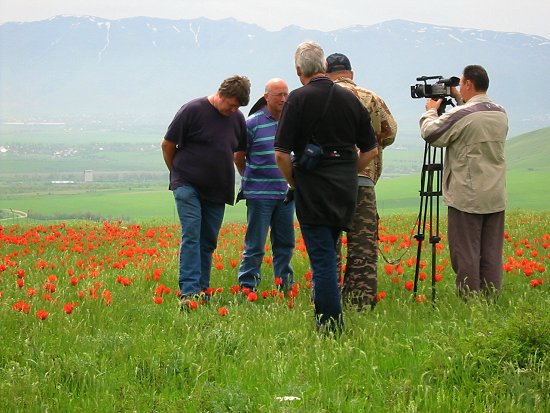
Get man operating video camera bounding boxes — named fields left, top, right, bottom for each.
left=418, top=64, right=508, bottom=298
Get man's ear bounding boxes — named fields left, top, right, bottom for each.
left=296, top=67, right=302, bottom=77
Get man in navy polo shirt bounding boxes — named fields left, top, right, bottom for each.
left=161, top=75, right=250, bottom=308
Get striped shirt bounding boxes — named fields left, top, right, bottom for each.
left=241, top=107, right=288, bottom=199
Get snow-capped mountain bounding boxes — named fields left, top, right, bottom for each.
left=1, top=16, right=549, bottom=141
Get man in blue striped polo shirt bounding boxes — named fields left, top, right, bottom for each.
left=234, top=78, right=295, bottom=292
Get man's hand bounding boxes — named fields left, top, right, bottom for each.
left=283, top=187, right=294, bottom=204
left=425, top=98, right=442, bottom=112
left=357, top=147, right=378, bottom=173
left=275, top=151, right=295, bottom=189
left=161, top=138, right=176, bottom=171
left=450, top=86, right=464, bottom=105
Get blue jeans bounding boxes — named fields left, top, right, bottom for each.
left=238, top=198, right=295, bottom=289
left=173, top=184, right=225, bottom=296
left=300, top=224, right=343, bottom=332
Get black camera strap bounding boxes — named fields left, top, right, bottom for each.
left=308, top=84, right=334, bottom=146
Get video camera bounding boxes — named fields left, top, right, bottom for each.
left=410, top=75, right=460, bottom=99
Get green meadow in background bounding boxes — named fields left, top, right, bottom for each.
left=1, top=127, right=549, bottom=222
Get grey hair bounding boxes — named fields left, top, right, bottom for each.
left=294, top=41, right=326, bottom=77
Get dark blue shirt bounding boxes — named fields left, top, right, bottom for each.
left=164, top=97, right=247, bottom=205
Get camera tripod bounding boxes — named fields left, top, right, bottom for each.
left=412, top=141, right=443, bottom=303
left=411, top=96, right=456, bottom=303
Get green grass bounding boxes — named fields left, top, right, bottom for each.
left=1, top=211, right=549, bottom=412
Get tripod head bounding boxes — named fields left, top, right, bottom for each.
left=435, top=97, right=455, bottom=116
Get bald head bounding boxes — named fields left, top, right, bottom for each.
left=264, top=78, right=289, bottom=120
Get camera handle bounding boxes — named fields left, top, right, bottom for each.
left=413, top=141, right=443, bottom=303
left=437, top=97, right=455, bottom=116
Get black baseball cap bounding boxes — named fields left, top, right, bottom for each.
left=326, top=53, right=352, bottom=73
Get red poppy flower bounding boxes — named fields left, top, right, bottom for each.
left=12, top=300, right=30, bottom=314
left=530, top=279, right=544, bottom=287
left=218, top=307, right=228, bottom=316
left=153, top=296, right=163, bottom=305
left=16, top=279, right=24, bottom=288
left=515, top=248, right=524, bottom=257
left=416, top=295, right=427, bottom=303
left=287, top=300, right=295, bottom=309
left=36, top=309, right=48, bottom=320
left=404, top=281, right=414, bottom=291
left=43, top=282, right=56, bottom=293
left=102, top=289, right=112, bottom=305
left=247, top=292, right=258, bottom=302
left=64, top=303, right=75, bottom=314
left=116, top=276, right=132, bottom=286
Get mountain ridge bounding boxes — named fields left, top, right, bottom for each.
left=1, top=16, right=549, bottom=145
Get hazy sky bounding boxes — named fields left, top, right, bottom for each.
left=1, top=0, right=550, bottom=39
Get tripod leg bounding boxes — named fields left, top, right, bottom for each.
left=413, top=142, right=430, bottom=295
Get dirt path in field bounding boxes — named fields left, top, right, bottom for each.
left=0, top=209, right=28, bottom=220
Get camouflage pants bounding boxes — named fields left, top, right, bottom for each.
left=341, top=186, right=378, bottom=310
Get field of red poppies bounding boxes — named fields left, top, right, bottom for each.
left=1, top=211, right=549, bottom=412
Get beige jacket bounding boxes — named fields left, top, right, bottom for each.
left=333, top=77, right=397, bottom=183
left=420, top=94, right=508, bottom=214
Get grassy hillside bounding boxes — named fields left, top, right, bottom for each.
left=505, top=127, right=550, bottom=171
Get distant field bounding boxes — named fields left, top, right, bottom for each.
left=1, top=126, right=549, bottom=222
left=0, top=187, right=248, bottom=223
left=1, top=168, right=549, bottom=224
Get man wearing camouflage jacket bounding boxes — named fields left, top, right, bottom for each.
left=326, top=53, right=398, bottom=310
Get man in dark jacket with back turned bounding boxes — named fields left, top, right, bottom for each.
left=275, top=41, right=378, bottom=334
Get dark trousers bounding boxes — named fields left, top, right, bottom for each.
left=447, top=207, right=505, bottom=295
left=300, top=224, right=343, bottom=333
